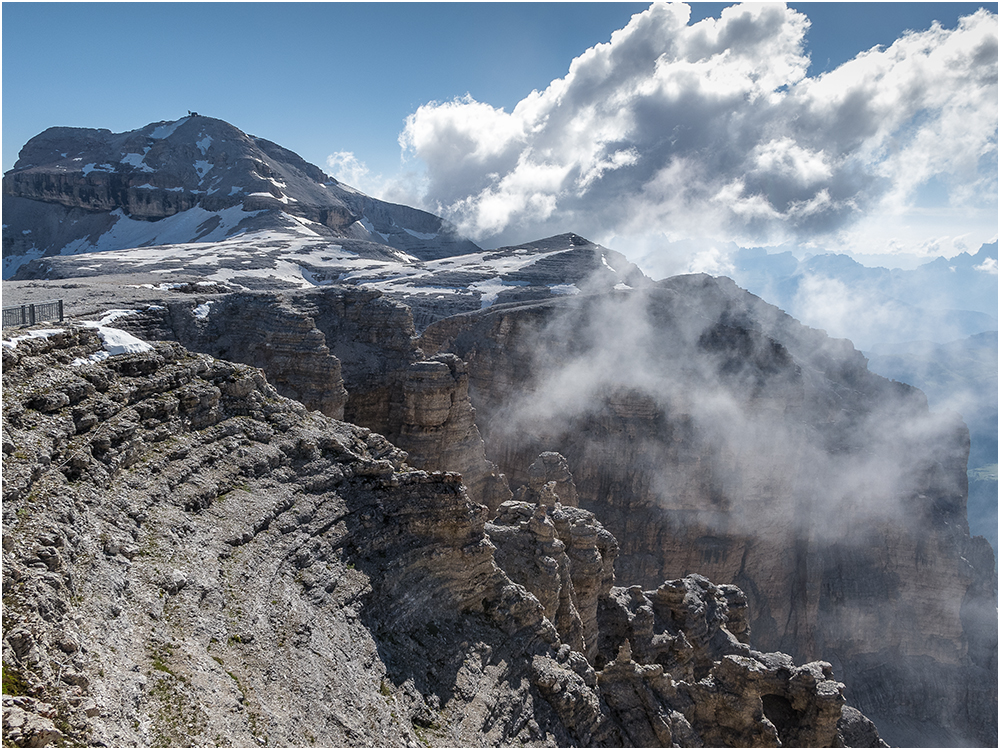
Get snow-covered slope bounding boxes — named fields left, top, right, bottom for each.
left=11, top=230, right=650, bottom=329
left=2, top=115, right=479, bottom=278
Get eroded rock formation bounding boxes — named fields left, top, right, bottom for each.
left=420, top=276, right=998, bottom=746
left=3, top=328, right=883, bottom=747
left=108, top=288, right=510, bottom=510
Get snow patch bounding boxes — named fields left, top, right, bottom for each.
left=97, top=309, right=139, bottom=326
left=470, top=278, right=530, bottom=309
left=71, top=350, right=111, bottom=366
left=82, top=163, right=115, bottom=175
left=193, top=301, right=212, bottom=319
left=358, top=217, right=390, bottom=242
left=194, top=160, right=214, bottom=180
left=150, top=118, right=188, bottom=140
left=3, top=329, right=66, bottom=349
left=57, top=205, right=260, bottom=256
left=120, top=153, right=154, bottom=172
left=196, top=135, right=213, bottom=154
left=2, top=247, right=46, bottom=280
left=549, top=283, right=581, bottom=296
left=80, top=321, right=153, bottom=357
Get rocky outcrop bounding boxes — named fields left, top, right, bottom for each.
left=2, top=326, right=884, bottom=747
left=396, top=354, right=511, bottom=510
left=3, top=116, right=479, bottom=270
left=0, top=326, right=537, bottom=746
left=108, top=287, right=510, bottom=509
left=489, top=457, right=883, bottom=748
left=514, top=451, right=580, bottom=507
left=421, top=275, right=998, bottom=746
left=486, top=495, right=617, bottom=661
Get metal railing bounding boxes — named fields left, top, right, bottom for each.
left=2, top=299, right=64, bottom=328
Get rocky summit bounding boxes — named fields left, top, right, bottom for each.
left=2, top=117, right=996, bottom=748
left=2, top=114, right=478, bottom=279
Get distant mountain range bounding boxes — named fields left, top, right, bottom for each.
left=729, top=243, right=998, bottom=350
left=866, top=332, right=998, bottom=554
left=728, top=245, right=998, bottom=551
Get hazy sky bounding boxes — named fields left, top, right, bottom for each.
left=3, top=2, right=997, bottom=265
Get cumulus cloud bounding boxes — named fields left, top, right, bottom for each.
left=400, top=2, right=998, bottom=253
left=975, top=256, right=998, bottom=274
left=326, top=151, right=371, bottom=188
left=327, top=150, right=428, bottom=207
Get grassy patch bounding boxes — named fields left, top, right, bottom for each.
left=2, top=665, right=30, bottom=696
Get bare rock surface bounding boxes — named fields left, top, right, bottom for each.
left=420, top=275, right=998, bottom=746
left=2, top=327, right=882, bottom=747
left=2, top=115, right=478, bottom=274
left=94, top=287, right=510, bottom=510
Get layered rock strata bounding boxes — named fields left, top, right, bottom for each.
left=108, top=288, right=510, bottom=509
left=420, top=275, right=998, bottom=746
left=2, top=327, right=882, bottom=747
left=2, top=116, right=479, bottom=265
left=489, top=463, right=884, bottom=748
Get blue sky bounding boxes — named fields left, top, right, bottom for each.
left=3, top=2, right=997, bottom=268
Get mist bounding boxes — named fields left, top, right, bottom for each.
left=477, top=275, right=970, bottom=549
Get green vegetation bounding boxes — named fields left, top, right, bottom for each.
left=149, top=674, right=204, bottom=747
left=149, top=643, right=176, bottom=676
left=2, top=665, right=30, bottom=696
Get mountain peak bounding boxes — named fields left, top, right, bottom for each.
left=2, top=116, right=480, bottom=276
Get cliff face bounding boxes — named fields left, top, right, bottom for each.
left=2, top=327, right=881, bottom=748
left=106, top=288, right=511, bottom=511
left=420, top=275, right=998, bottom=746
left=2, top=116, right=479, bottom=272
left=68, top=275, right=996, bottom=745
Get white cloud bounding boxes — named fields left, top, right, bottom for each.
left=975, top=256, right=998, bottom=275
left=399, top=2, right=998, bottom=254
left=326, top=151, right=371, bottom=188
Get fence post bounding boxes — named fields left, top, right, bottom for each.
left=58, top=300, right=64, bottom=322
left=28, top=304, right=36, bottom=325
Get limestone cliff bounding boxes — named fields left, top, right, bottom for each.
left=50, top=274, right=995, bottom=746
left=2, top=327, right=883, bottom=747
left=420, top=275, right=998, bottom=746
left=105, top=288, right=510, bottom=511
